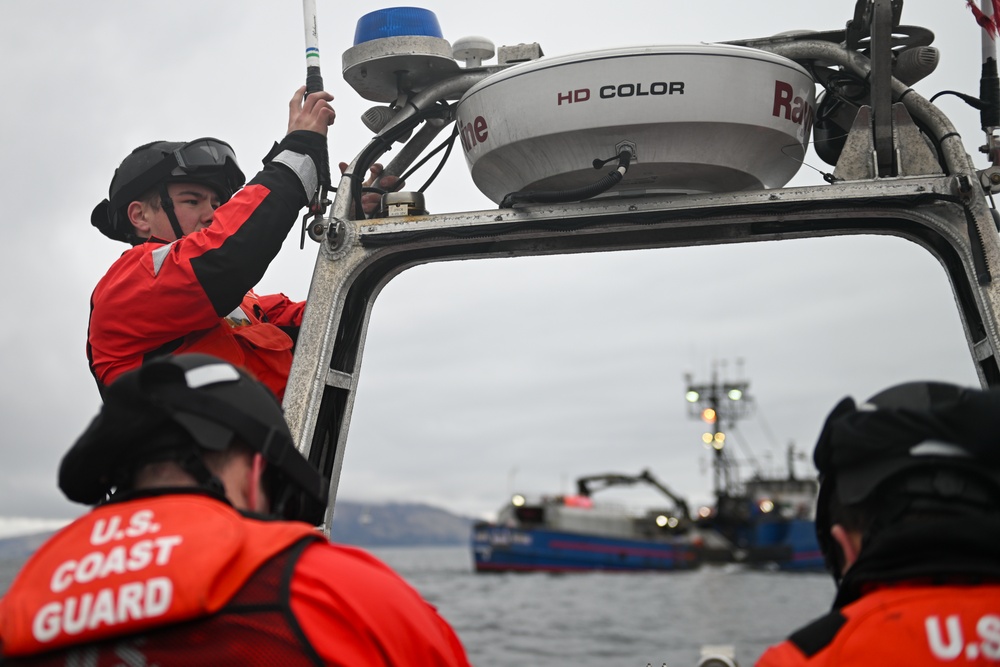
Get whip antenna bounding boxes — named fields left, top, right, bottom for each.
left=300, top=0, right=331, bottom=247
left=303, top=0, right=323, bottom=94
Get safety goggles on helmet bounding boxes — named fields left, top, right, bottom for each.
left=60, top=354, right=328, bottom=525
left=169, top=138, right=241, bottom=180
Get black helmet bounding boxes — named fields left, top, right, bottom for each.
left=91, top=138, right=246, bottom=243
left=813, top=381, right=1000, bottom=576
left=60, top=354, right=328, bottom=524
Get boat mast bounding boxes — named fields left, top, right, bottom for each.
left=684, top=360, right=754, bottom=498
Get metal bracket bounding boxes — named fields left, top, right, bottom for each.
left=325, top=369, right=353, bottom=390
left=974, top=337, right=996, bottom=363
left=322, top=217, right=347, bottom=252
left=892, top=104, right=945, bottom=177
left=305, top=215, right=329, bottom=243
left=837, top=0, right=905, bottom=177
left=979, top=165, right=1000, bottom=193
left=497, top=42, right=544, bottom=65
left=834, top=103, right=942, bottom=181
left=833, top=106, right=877, bottom=181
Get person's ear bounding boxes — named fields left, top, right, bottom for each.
left=248, top=453, right=269, bottom=514
left=127, top=201, right=151, bottom=236
left=830, top=524, right=863, bottom=575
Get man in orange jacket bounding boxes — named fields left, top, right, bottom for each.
left=756, top=381, right=1000, bottom=666
left=0, top=353, right=471, bottom=666
left=87, top=87, right=336, bottom=402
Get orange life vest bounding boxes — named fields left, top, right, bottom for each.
left=171, top=292, right=295, bottom=400
left=756, top=582, right=1000, bottom=666
left=0, top=494, right=319, bottom=657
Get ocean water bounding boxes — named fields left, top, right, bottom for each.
left=0, top=545, right=835, bottom=667
left=370, top=546, right=834, bottom=667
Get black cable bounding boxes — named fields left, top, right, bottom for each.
left=350, top=135, right=397, bottom=219
left=499, top=148, right=633, bottom=209
left=349, top=102, right=453, bottom=218
left=394, top=125, right=459, bottom=191
left=417, top=127, right=459, bottom=194
left=929, top=89, right=991, bottom=109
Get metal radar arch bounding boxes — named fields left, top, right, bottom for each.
left=280, top=1, right=1000, bottom=531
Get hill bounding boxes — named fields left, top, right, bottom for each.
left=0, top=500, right=474, bottom=560
left=0, top=531, right=52, bottom=561
left=329, top=500, right=474, bottom=546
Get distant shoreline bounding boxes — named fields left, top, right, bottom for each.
left=0, top=499, right=475, bottom=552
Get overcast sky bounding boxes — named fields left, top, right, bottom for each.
left=0, top=0, right=989, bottom=529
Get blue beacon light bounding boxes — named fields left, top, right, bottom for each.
left=353, top=7, right=444, bottom=45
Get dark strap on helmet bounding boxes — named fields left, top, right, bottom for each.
left=177, top=448, right=228, bottom=498
left=159, top=182, right=186, bottom=241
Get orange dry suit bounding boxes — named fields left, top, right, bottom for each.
left=0, top=493, right=472, bottom=666
left=87, top=131, right=323, bottom=401
left=756, top=517, right=1000, bottom=666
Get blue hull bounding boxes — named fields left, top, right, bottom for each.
left=472, top=520, right=824, bottom=572
left=472, top=524, right=701, bottom=572
left=752, top=518, right=824, bottom=571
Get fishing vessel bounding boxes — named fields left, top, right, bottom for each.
left=697, top=465, right=823, bottom=570
left=472, top=470, right=702, bottom=572
left=471, top=453, right=823, bottom=573
left=684, top=369, right=824, bottom=570
left=471, top=366, right=826, bottom=573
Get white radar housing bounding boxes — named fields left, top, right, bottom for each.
left=455, top=44, right=816, bottom=204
